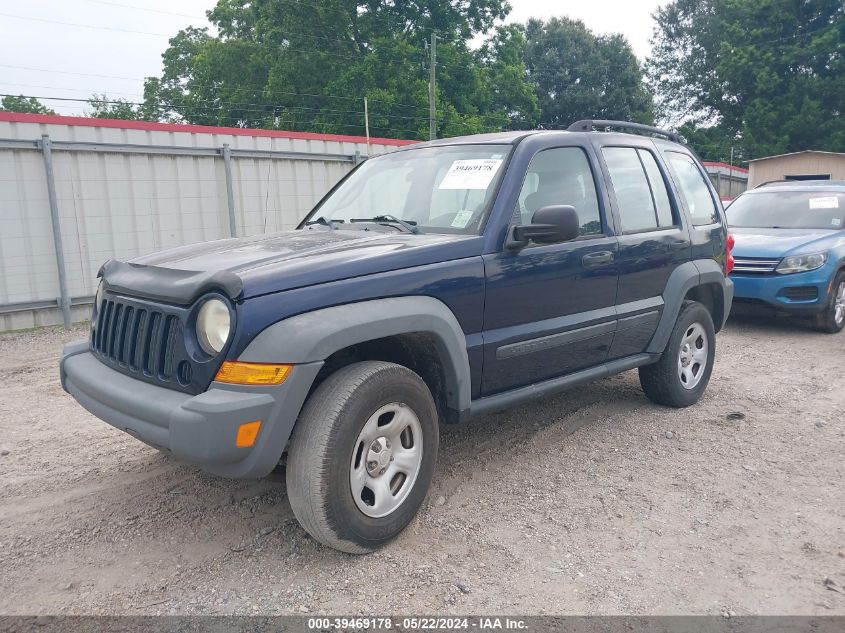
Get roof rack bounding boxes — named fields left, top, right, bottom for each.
left=753, top=180, right=788, bottom=189
left=567, top=120, right=682, bottom=144
left=754, top=179, right=844, bottom=189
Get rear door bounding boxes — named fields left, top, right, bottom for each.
left=597, top=143, right=692, bottom=359
left=480, top=144, right=619, bottom=395
left=663, top=150, right=727, bottom=266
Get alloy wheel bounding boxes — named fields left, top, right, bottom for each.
left=834, top=281, right=845, bottom=327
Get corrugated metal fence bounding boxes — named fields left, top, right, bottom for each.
left=0, top=113, right=412, bottom=331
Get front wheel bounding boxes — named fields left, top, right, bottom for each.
left=639, top=301, right=716, bottom=408
left=813, top=272, right=845, bottom=334
left=286, top=361, right=439, bottom=553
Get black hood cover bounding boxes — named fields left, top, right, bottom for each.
left=99, top=259, right=243, bottom=306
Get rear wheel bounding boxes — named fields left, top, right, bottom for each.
left=286, top=361, right=438, bottom=554
left=639, top=301, right=716, bottom=408
left=813, top=272, right=845, bottom=334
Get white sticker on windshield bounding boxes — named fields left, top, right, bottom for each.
left=451, top=209, right=475, bottom=228
left=832, top=218, right=842, bottom=227
left=438, top=159, right=503, bottom=190
left=809, top=196, right=839, bottom=210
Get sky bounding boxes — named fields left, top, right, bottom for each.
left=0, top=0, right=666, bottom=118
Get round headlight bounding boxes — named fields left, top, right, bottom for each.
left=196, top=298, right=231, bottom=355
left=95, top=280, right=105, bottom=312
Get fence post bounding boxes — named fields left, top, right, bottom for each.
left=40, top=134, right=72, bottom=329
left=221, top=144, right=237, bottom=238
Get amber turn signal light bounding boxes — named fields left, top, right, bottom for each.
left=236, top=420, right=262, bottom=448
left=215, top=361, right=292, bottom=385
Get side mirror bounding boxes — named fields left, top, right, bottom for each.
left=507, top=205, right=581, bottom=249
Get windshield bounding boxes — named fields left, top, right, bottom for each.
left=727, top=191, right=845, bottom=230
left=306, top=144, right=511, bottom=234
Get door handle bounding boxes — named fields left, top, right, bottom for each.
left=582, top=251, right=614, bottom=267
left=670, top=239, right=691, bottom=250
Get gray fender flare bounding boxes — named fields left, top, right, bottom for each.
left=647, top=259, right=733, bottom=354
left=239, top=296, right=472, bottom=415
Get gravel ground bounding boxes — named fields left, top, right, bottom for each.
left=0, top=315, right=843, bottom=616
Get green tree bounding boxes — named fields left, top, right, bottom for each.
left=676, top=122, right=745, bottom=164
left=142, top=0, right=535, bottom=138
left=647, top=0, right=845, bottom=158
left=86, top=94, right=142, bottom=120
left=477, top=25, right=541, bottom=130
left=0, top=95, right=56, bottom=115
left=523, top=17, right=654, bottom=129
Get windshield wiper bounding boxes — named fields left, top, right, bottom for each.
left=350, top=214, right=419, bottom=234
left=304, top=216, right=344, bottom=229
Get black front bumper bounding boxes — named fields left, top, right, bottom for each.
left=60, top=341, right=322, bottom=478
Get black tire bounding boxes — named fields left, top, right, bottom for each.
left=639, top=301, right=716, bottom=408
left=813, top=271, right=845, bottom=334
left=286, top=361, right=439, bottom=554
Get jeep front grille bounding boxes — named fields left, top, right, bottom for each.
left=92, top=299, right=181, bottom=382
left=731, top=257, right=781, bottom=275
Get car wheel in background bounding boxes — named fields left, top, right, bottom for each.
left=813, top=271, right=845, bottom=334
left=286, top=361, right=439, bottom=554
left=639, top=301, right=716, bottom=408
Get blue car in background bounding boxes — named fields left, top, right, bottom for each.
left=727, top=181, right=845, bottom=332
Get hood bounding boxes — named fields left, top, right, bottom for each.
left=730, top=227, right=845, bottom=259
left=111, top=228, right=482, bottom=302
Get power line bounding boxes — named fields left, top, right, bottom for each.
left=0, top=65, right=629, bottom=130
left=81, top=0, right=207, bottom=20
left=0, top=89, right=453, bottom=124
left=0, top=86, right=429, bottom=120
left=0, top=11, right=170, bottom=37
left=0, top=92, right=341, bottom=118
left=0, top=57, right=540, bottom=121
left=0, top=63, right=434, bottom=113
left=0, top=63, right=143, bottom=83
left=0, top=82, right=141, bottom=99
left=0, top=10, right=405, bottom=55
left=0, top=93, right=427, bottom=136
left=1, top=91, right=512, bottom=136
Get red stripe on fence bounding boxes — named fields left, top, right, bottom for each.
left=0, top=111, right=418, bottom=147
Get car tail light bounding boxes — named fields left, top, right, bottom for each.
left=725, top=233, right=735, bottom=275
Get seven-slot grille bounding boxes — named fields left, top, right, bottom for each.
left=92, top=298, right=181, bottom=381
left=731, top=257, right=782, bottom=275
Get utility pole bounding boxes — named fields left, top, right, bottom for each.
left=729, top=145, right=735, bottom=199
left=364, top=97, right=371, bottom=156
left=428, top=32, right=437, bottom=140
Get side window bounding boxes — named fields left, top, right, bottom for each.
left=517, top=147, right=602, bottom=237
left=665, top=152, right=719, bottom=225
left=639, top=151, right=674, bottom=227
left=602, top=147, right=676, bottom=233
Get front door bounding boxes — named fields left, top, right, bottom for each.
left=481, top=146, right=619, bottom=396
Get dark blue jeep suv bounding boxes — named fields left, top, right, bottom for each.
left=60, top=120, right=734, bottom=553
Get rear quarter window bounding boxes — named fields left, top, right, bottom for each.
left=665, top=152, right=720, bottom=226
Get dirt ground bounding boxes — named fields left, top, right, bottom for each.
left=0, top=314, right=843, bottom=616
